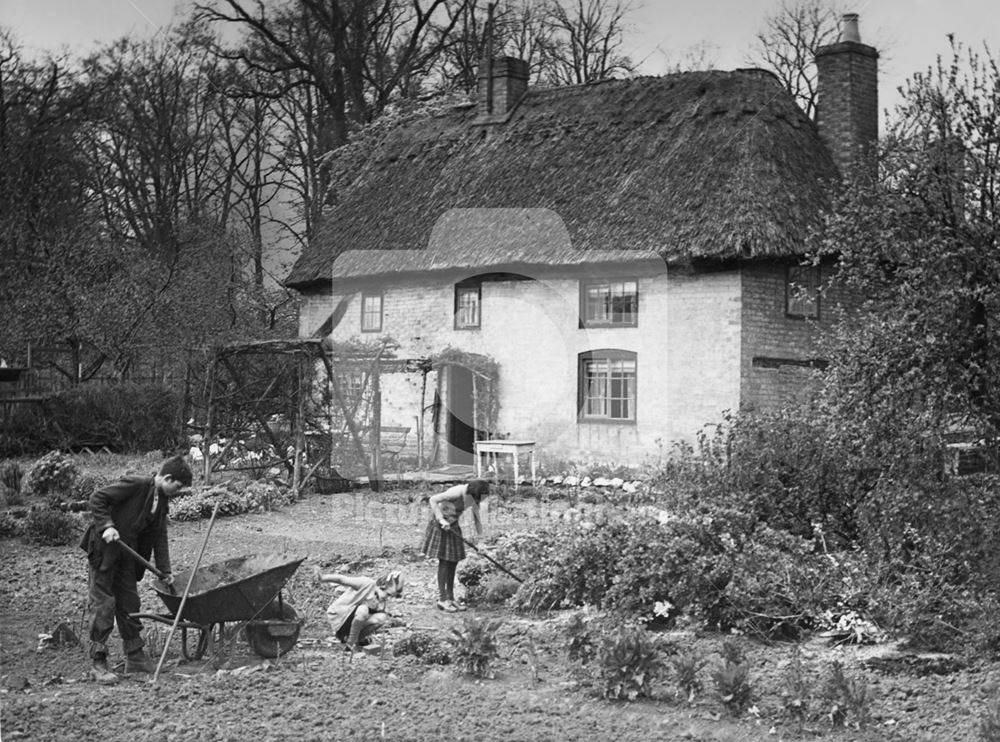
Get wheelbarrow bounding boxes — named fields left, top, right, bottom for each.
left=132, top=553, right=306, bottom=660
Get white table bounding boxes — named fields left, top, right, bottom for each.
left=474, top=440, right=537, bottom=488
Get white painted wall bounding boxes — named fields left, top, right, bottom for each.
left=298, top=266, right=743, bottom=470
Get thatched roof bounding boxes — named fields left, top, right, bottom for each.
left=286, top=69, right=838, bottom=289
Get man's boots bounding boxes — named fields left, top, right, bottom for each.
left=90, top=654, right=119, bottom=685
left=124, top=649, right=155, bottom=674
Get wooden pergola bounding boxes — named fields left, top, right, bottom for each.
left=200, top=338, right=431, bottom=492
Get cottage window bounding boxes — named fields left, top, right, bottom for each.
left=578, top=350, right=636, bottom=423
left=786, top=266, right=820, bottom=319
left=361, top=292, right=383, bottom=332
left=454, top=282, right=481, bottom=330
left=580, top=280, right=638, bottom=327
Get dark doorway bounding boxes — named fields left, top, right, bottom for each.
left=446, top=365, right=475, bottom=465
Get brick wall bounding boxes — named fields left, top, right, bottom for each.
left=477, top=57, right=529, bottom=119
left=816, top=39, right=879, bottom=178
left=740, top=261, right=855, bottom=410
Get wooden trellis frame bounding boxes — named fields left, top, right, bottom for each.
left=201, top=338, right=430, bottom=492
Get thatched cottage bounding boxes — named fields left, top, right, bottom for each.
left=285, top=15, right=878, bottom=472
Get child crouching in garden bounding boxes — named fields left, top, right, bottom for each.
left=315, top=569, right=404, bottom=651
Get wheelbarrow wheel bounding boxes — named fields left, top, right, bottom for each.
left=245, top=602, right=300, bottom=658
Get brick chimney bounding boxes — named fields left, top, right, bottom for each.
left=477, top=56, right=529, bottom=122
left=815, top=13, right=879, bottom=179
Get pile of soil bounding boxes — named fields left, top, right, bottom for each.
left=2, top=489, right=998, bottom=741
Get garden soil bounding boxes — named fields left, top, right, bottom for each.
left=2, top=487, right=998, bottom=742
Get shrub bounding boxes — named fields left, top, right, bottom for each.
left=780, top=648, right=817, bottom=727
left=509, top=506, right=851, bottom=638
left=711, top=639, right=753, bottom=716
left=447, top=616, right=502, bottom=679
left=980, top=698, right=1000, bottom=742
left=170, top=481, right=297, bottom=522
left=0, top=408, right=53, bottom=457
left=481, top=575, right=520, bottom=604
left=21, top=451, right=80, bottom=498
left=457, top=557, right=486, bottom=588
left=593, top=623, right=664, bottom=701
left=0, top=383, right=184, bottom=456
left=392, top=632, right=451, bottom=665
left=671, top=648, right=708, bottom=704
left=563, top=611, right=597, bottom=665
left=700, top=523, right=851, bottom=639
left=510, top=575, right=565, bottom=613
left=869, top=572, right=994, bottom=653
left=25, top=507, right=82, bottom=546
left=69, top=473, right=103, bottom=502
left=489, top=530, right=561, bottom=581
left=820, top=661, right=871, bottom=728
left=1, top=461, right=23, bottom=492
left=0, top=511, right=26, bottom=538
left=651, top=408, right=865, bottom=542
left=858, top=476, right=1000, bottom=590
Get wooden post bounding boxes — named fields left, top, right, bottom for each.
left=372, top=361, right=382, bottom=489
left=418, top=367, right=427, bottom=470
left=472, top=372, right=479, bottom=442
left=292, top=356, right=306, bottom=495
left=327, top=351, right=336, bottom=471
left=203, top=358, right=216, bottom=486
left=317, top=352, right=376, bottom=484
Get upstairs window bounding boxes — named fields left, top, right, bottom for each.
left=578, top=350, right=637, bottom=423
left=454, top=281, right=481, bottom=330
left=581, top=279, right=638, bottom=327
left=786, top=265, right=820, bottom=319
left=361, top=292, right=383, bottom=332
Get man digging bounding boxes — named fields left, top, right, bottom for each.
left=79, top=455, right=192, bottom=684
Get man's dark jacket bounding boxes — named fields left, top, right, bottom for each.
left=78, top=476, right=171, bottom=579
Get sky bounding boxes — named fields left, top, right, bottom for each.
left=2, top=0, right=997, bottom=120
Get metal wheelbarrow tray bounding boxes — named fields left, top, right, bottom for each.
left=133, top=552, right=306, bottom=660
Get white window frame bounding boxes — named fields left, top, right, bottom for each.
left=361, top=292, right=383, bottom=332
left=578, top=349, right=637, bottom=423
left=454, top=282, right=481, bottom=330
left=580, top=279, right=639, bottom=327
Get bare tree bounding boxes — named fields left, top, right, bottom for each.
left=72, top=25, right=292, bottom=372
left=536, top=0, right=635, bottom=85
left=195, top=0, right=471, bottom=233
left=81, top=29, right=231, bottom=257
left=431, top=0, right=557, bottom=93
left=658, top=40, right=720, bottom=74
left=0, top=30, right=108, bottom=373
left=745, top=0, right=842, bottom=120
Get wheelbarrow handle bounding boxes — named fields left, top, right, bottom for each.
left=116, top=540, right=176, bottom=594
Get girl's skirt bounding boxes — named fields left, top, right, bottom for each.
left=420, top=518, right=465, bottom=562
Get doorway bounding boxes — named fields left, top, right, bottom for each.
left=445, top=364, right=475, bottom=465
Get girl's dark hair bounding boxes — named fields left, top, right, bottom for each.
left=466, top=479, right=490, bottom=501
